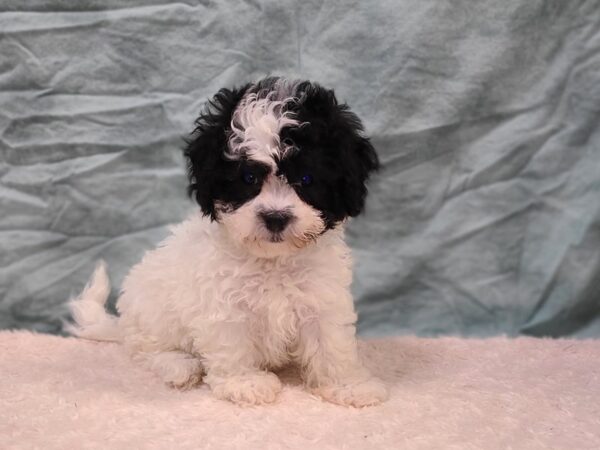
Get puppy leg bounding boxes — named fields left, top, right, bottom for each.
left=198, top=334, right=282, bottom=405
left=204, top=369, right=282, bottom=406
left=296, top=319, right=389, bottom=407
left=134, top=350, right=204, bottom=389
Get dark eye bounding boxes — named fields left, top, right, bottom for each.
left=300, top=174, right=313, bottom=186
left=242, top=170, right=258, bottom=185
left=282, top=138, right=295, bottom=148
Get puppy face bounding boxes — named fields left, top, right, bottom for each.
left=184, top=77, right=378, bottom=257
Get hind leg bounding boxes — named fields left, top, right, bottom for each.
left=133, top=350, right=204, bottom=389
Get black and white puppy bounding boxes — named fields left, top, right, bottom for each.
left=69, top=77, right=388, bottom=407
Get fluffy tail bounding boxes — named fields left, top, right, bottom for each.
left=66, top=261, right=121, bottom=342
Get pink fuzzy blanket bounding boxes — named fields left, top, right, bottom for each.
left=1, top=332, right=598, bottom=449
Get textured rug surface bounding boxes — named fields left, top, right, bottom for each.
left=1, top=332, right=598, bottom=450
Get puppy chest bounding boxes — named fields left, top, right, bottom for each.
left=238, top=271, right=310, bottom=361
left=245, top=275, right=303, bottom=331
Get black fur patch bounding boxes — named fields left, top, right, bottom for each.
left=185, top=84, right=258, bottom=219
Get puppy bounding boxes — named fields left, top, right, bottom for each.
left=69, top=77, right=388, bottom=407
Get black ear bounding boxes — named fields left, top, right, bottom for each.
left=338, top=117, right=380, bottom=217
left=337, top=108, right=379, bottom=217
left=183, top=84, right=249, bottom=218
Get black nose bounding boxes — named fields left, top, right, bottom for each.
left=260, top=211, right=292, bottom=233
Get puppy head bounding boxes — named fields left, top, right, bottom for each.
left=184, top=77, right=379, bottom=258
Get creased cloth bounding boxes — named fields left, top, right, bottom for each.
left=0, top=1, right=599, bottom=336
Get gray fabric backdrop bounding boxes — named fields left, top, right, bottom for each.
left=1, top=0, right=599, bottom=337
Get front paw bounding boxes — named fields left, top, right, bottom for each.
left=209, top=371, right=282, bottom=406
left=313, top=378, right=389, bottom=407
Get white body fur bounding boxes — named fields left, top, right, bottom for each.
left=69, top=213, right=388, bottom=406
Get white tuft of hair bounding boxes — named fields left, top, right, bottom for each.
left=66, top=261, right=121, bottom=342
left=228, top=92, right=298, bottom=166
